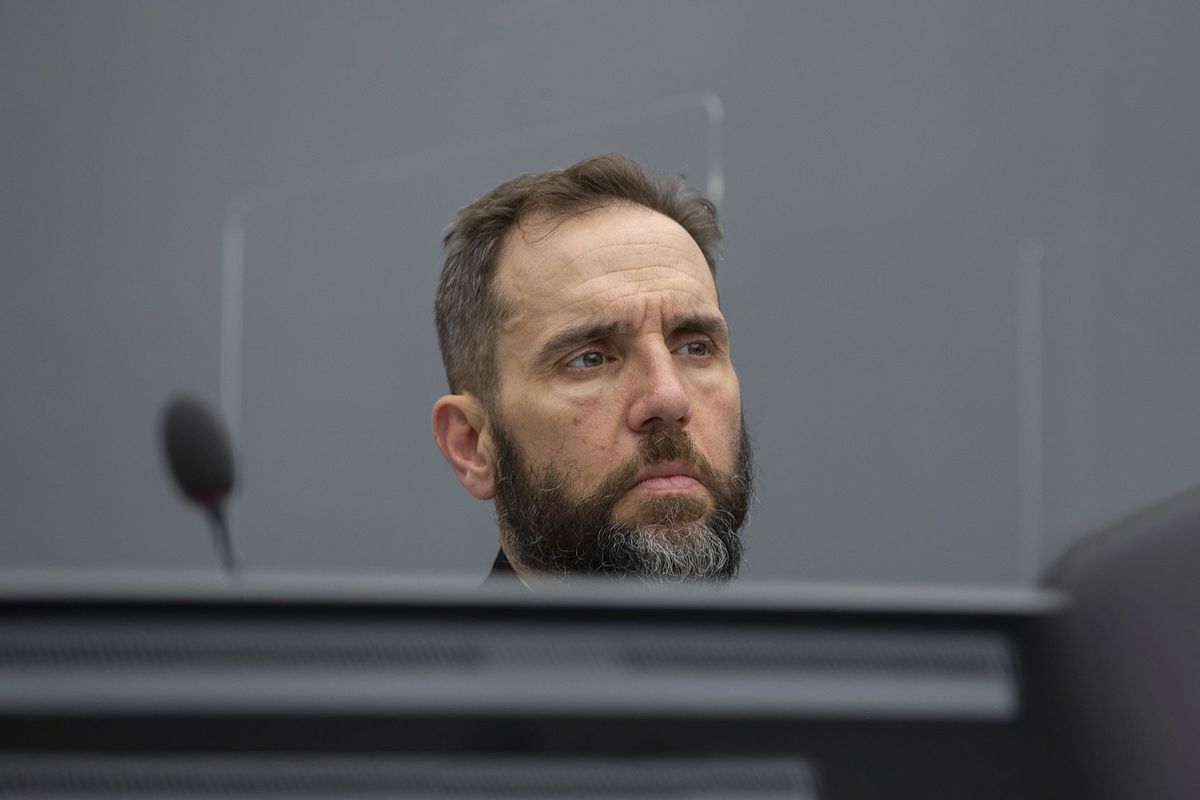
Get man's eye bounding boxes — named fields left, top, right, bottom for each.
left=566, top=351, right=607, bottom=369
left=677, top=341, right=711, bottom=357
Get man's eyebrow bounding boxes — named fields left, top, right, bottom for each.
left=537, top=321, right=629, bottom=363
left=536, top=314, right=730, bottom=365
left=672, top=314, right=730, bottom=341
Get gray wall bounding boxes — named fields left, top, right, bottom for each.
left=3, top=0, right=1199, bottom=584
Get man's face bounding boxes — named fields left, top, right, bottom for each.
left=485, top=204, right=751, bottom=580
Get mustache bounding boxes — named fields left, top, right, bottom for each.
left=590, top=428, right=722, bottom=503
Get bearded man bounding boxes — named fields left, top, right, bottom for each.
left=432, top=154, right=752, bottom=586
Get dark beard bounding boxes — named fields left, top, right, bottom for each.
left=491, top=419, right=753, bottom=582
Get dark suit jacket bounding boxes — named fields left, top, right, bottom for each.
left=481, top=549, right=526, bottom=588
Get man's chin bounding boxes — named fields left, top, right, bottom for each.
left=615, top=493, right=713, bottom=532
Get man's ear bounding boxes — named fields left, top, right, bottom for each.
left=432, top=393, right=495, bottom=500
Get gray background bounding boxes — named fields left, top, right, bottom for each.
left=2, top=0, right=1198, bottom=585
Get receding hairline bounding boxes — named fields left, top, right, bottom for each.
left=493, top=200, right=715, bottom=293
left=511, top=199, right=702, bottom=242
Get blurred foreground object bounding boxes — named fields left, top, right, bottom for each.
left=0, top=576, right=1065, bottom=799
left=1044, top=484, right=1200, bottom=800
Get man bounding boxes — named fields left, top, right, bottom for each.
left=431, top=154, right=752, bottom=585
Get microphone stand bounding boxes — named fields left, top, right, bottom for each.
left=204, top=503, right=239, bottom=575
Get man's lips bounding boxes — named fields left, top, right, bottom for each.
left=626, top=461, right=705, bottom=493
left=633, top=475, right=704, bottom=492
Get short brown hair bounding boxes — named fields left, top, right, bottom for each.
left=435, top=153, right=722, bottom=405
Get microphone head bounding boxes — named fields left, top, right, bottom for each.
left=161, top=395, right=234, bottom=507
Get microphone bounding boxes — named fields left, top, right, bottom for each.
left=161, top=395, right=239, bottom=574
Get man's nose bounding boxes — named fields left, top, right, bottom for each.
left=627, top=348, right=692, bottom=433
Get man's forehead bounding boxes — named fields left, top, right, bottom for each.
left=495, top=205, right=718, bottom=316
